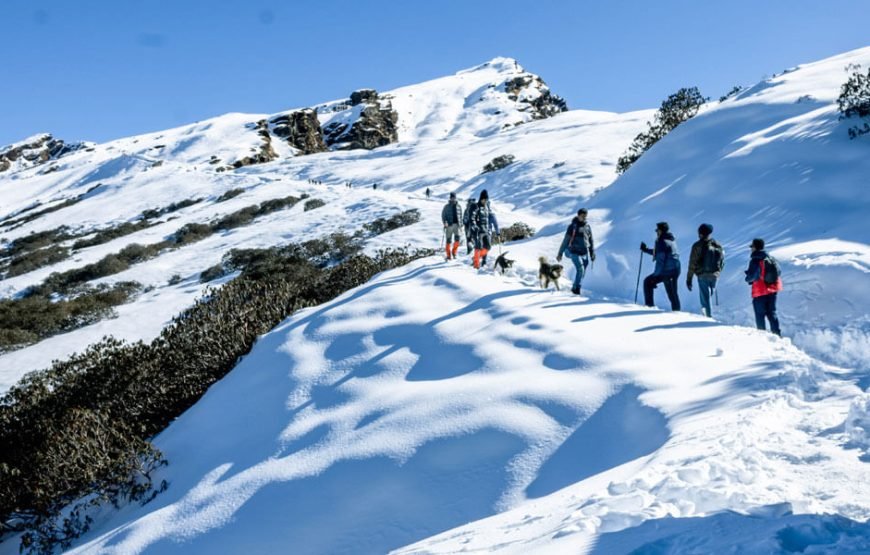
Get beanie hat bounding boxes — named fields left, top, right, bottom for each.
left=656, top=221, right=669, bottom=233
left=751, top=238, right=765, bottom=250
left=449, top=192, right=456, bottom=200
left=577, top=208, right=588, bottom=216
left=479, top=189, right=489, bottom=201
left=698, top=223, right=713, bottom=237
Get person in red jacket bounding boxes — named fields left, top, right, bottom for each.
left=744, top=238, right=782, bottom=336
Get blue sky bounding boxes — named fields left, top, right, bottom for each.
left=1, top=0, right=868, bottom=146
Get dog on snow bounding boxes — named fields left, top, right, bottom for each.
left=493, top=252, right=515, bottom=275
left=538, top=257, right=563, bottom=291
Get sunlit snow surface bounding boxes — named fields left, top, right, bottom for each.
left=1, top=48, right=870, bottom=553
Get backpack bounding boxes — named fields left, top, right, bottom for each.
left=568, top=222, right=591, bottom=255
left=700, top=241, right=725, bottom=274
left=763, top=256, right=781, bottom=285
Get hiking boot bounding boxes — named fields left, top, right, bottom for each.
left=571, top=286, right=580, bottom=295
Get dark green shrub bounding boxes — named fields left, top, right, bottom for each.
left=363, top=209, right=421, bottom=235
left=5, top=245, right=71, bottom=277
left=72, top=221, right=153, bottom=250
left=499, top=222, right=536, bottom=243
left=303, top=198, right=326, bottom=212
left=482, top=154, right=515, bottom=173
left=838, top=66, right=870, bottom=138
left=0, top=237, right=430, bottom=553
left=216, top=188, right=245, bottom=202
left=173, top=223, right=213, bottom=245
left=617, top=87, right=707, bottom=174
left=199, top=264, right=230, bottom=283
left=213, top=206, right=259, bottom=230
left=4, top=227, right=73, bottom=257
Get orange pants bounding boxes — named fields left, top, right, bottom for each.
left=473, top=248, right=489, bottom=269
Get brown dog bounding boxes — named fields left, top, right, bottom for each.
left=538, top=257, right=563, bottom=290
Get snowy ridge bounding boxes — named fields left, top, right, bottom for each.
left=1, top=48, right=870, bottom=553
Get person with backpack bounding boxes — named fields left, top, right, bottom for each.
left=744, top=238, right=782, bottom=336
left=686, top=223, right=724, bottom=317
left=640, top=221, right=681, bottom=311
left=462, top=197, right=476, bottom=254
left=469, top=189, right=499, bottom=269
left=441, top=192, right=463, bottom=260
left=556, top=208, right=596, bottom=295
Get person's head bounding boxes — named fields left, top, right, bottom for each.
left=479, top=189, right=489, bottom=204
left=449, top=192, right=456, bottom=201
left=751, top=238, right=765, bottom=252
left=698, top=223, right=713, bottom=238
left=576, top=208, right=588, bottom=221
left=655, top=221, right=669, bottom=236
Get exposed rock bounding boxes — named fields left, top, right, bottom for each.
left=482, top=154, right=516, bottom=173
left=502, top=75, right=568, bottom=120
left=350, top=89, right=379, bottom=106
left=269, top=109, right=327, bottom=154
left=228, top=120, right=278, bottom=170
left=323, top=89, right=399, bottom=150
left=0, top=134, right=88, bottom=173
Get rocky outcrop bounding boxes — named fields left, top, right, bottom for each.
left=482, top=154, right=516, bottom=173
left=269, top=109, right=327, bottom=154
left=229, top=120, right=278, bottom=170
left=0, top=134, right=87, bottom=173
left=323, top=89, right=399, bottom=150
left=502, top=75, right=568, bottom=120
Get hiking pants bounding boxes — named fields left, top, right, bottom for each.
left=752, top=293, right=781, bottom=336
left=698, top=275, right=717, bottom=317
left=473, top=232, right=492, bottom=251
left=566, top=252, right=589, bottom=291
left=445, top=224, right=461, bottom=243
left=644, top=273, right=681, bottom=311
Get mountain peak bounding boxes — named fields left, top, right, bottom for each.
left=458, top=56, right=525, bottom=76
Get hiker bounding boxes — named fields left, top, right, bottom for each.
left=441, top=192, right=463, bottom=260
left=469, top=189, right=499, bottom=269
left=462, top=197, right=476, bottom=254
left=686, top=223, right=724, bottom=317
left=744, top=238, right=782, bottom=336
left=556, top=208, right=595, bottom=295
left=640, top=221, right=681, bottom=311
left=425, top=187, right=431, bottom=199
left=373, top=183, right=377, bottom=190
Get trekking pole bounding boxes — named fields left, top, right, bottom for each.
left=634, top=250, right=644, bottom=304
left=715, top=287, right=719, bottom=306
left=440, top=228, right=445, bottom=250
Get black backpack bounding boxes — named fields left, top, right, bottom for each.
left=763, top=256, right=781, bottom=285
left=700, top=241, right=725, bottom=274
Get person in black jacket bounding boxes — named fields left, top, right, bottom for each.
left=556, top=208, right=595, bottom=295
left=640, top=221, right=681, bottom=311
left=441, top=192, right=463, bottom=260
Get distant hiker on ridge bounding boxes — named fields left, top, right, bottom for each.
left=441, top=192, right=463, bottom=260
left=425, top=187, right=431, bottom=199
left=556, top=208, right=595, bottom=295
left=468, top=189, right=499, bottom=269
left=744, top=238, right=783, bottom=336
left=640, top=221, right=681, bottom=311
left=686, top=223, right=724, bottom=317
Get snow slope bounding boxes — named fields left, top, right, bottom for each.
left=1, top=48, right=870, bottom=553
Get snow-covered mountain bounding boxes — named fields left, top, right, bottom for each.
left=2, top=49, right=870, bottom=554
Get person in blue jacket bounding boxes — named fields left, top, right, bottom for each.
left=640, top=221, right=681, bottom=311
left=556, top=208, right=595, bottom=295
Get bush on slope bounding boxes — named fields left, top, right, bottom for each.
left=616, top=86, right=707, bottom=174
left=0, top=230, right=431, bottom=554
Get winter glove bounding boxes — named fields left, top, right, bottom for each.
left=640, top=242, right=648, bottom=251
left=686, top=280, right=692, bottom=292
left=556, top=254, right=562, bottom=262
left=590, top=251, right=596, bottom=262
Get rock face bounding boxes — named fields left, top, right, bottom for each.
left=0, top=134, right=87, bottom=173
left=323, top=89, right=399, bottom=150
left=482, top=154, right=516, bottom=173
left=502, top=75, right=568, bottom=120
left=269, top=109, right=327, bottom=154
left=229, top=120, right=278, bottom=170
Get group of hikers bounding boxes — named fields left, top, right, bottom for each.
left=441, top=191, right=783, bottom=336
